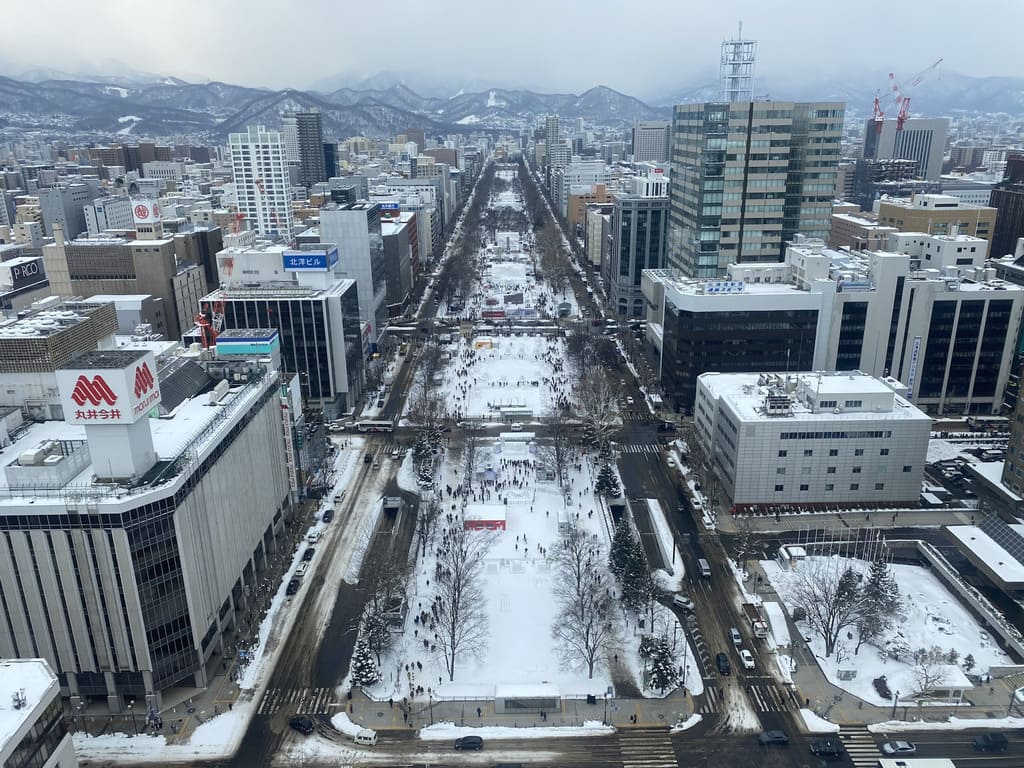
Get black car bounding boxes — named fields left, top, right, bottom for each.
left=289, top=715, right=315, bottom=735
left=285, top=578, right=300, bottom=596
left=454, top=735, right=483, bottom=750
left=809, top=739, right=844, bottom=758
left=302, top=547, right=315, bottom=562
left=322, top=509, right=334, bottom=523
left=973, top=732, right=1009, bottom=752
left=758, top=730, right=789, bottom=745
left=716, top=652, right=731, bottom=675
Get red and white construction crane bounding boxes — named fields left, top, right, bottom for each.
left=872, top=58, right=943, bottom=133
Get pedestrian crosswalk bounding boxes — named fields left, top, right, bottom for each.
left=698, top=686, right=721, bottom=714
left=839, top=726, right=880, bottom=767
left=745, top=683, right=787, bottom=712
left=617, top=728, right=677, bottom=768
left=620, top=412, right=649, bottom=421
left=258, top=687, right=337, bottom=716
left=619, top=443, right=660, bottom=454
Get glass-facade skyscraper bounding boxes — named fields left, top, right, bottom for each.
left=666, top=101, right=844, bottom=278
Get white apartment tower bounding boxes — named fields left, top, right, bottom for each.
left=229, top=125, right=294, bottom=240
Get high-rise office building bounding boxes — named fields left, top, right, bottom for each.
left=667, top=101, right=844, bottom=278
left=632, top=121, right=671, bottom=164
left=991, top=152, right=1024, bottom=258
left=228, top=125, right=294, bottom=240
left=604, top=168, right=669, bottom=317
left=862, top=117, right=949, bottom=182
left=287, top=111, right=326, bottom=190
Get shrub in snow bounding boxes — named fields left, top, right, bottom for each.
left=609, top=516, right=649, bottom=612
left=649, top=638, right=679, bottom=693
left=595, top=462, right=620, bottom=497
left=350, top=638, right=380, bottom=687
left=873, top=676, right=892, bottom=699
left=963, top=653, right=975, bottom=672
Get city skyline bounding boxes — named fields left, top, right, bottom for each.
left=1, top=0, right=1022, bottom=98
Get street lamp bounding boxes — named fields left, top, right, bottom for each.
left=429, top=690, right=434, bottom=726
left=603, top=692, right=610, bottom=725
left=128, top=700, right=138, bottom=735
left=890, top=690, right=900, bottom=720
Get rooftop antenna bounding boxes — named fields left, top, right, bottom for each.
left=720, top=22, right=757, bottom=103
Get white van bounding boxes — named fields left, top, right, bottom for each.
left=510, top=422, right=523, bottom=432
left=729, top=627, right=742, bottom=646
left=306, top=530, right=322, bottom=544
left=354, top=728, right=377, bottom=746
left=697, top=558, right=712, bottom=578
left=294, top=562, right=310, bottom=580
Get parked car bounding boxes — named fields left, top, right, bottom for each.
left=289, top=715, right=315, bottom=735
left=454, top=735, right=483, bottom=750
left=302, top=547, right=315, bottom=562
left=809, top=739, right=844, bottom=758
left=322, top=509, right=334, bottom=523
left=285, top=579, right=300, bottom=596
left=881, top=741, right=916, bottom=755
left=672, top=594, right=695, bottom=611
left=758, top=730, right=789, bottom=745
left=973, top=733, right=1009, bottom=752
left=715, top=652, right=731, bottom=675
left=364, top=453, right=373, bottom=464
left=739, top=649, right=755, bottom=669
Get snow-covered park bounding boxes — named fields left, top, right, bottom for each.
left=762, top=555, right=1011, bottom=705
left=353, top=435, right=701, bottom=708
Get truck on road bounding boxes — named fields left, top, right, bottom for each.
left=742, top=602, right=769, bottom=639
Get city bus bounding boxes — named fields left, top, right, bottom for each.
left=355, top=419, right=395, bottom=433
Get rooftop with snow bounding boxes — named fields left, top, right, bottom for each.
left=0, top=658, right=59, bottom=750
left=698, top=371, right=930, bottom=423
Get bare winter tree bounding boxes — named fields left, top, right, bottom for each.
left=573, top=369, right=621, bottom=445
left=539, top=410, right=573, bottom=489
left=407, top=389, right=449, bottom=432
left=359, top=544, right=410, bottom=664
left=731, top=519, right=761, bottom=571
left=911, top=646, right=949, bottom=697
left=458, top=422, right=485, bottom=491
left=551, top=527, right=617, bottom=678
left=415, top=496, right=442, bottom=555
left=433, top=524, right=494, bottom=681
left=415, top=340, right=446, bottom=391
left=788, top=559, right=865, bottom=657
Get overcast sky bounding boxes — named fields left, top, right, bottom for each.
left=3, top=0, right=1021, bottom=97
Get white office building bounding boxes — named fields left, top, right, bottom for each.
left=84, top=196, right=133, bottom=236
left=644, top=232, right=1024, bottom=416
left=0, top=658, right=77, bottom=768
left=318, top=202, right=389, bottom=347
left=228, top=126, right=294, bottom=240
left=0, top=348, right=293, bottom=712
left=695, top=371, right=931, bottom=508
left=632, top=120, right=671, bottom=164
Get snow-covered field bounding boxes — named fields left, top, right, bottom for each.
left=762, top=555, right=1011, bottom=705
left=369, top=437, right=700, bottom=701
left=425, top=332, right=571, bottom=421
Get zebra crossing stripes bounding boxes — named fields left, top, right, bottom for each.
left=698, top=686, right=721, bottom=713
left=745, top=683, right=787, bottom=712
left=619, top=444, right=660, bottom=455
left=617, top=728, right=678, bottom=768
left=839, top=726, right=881, bottom=768
left=258, top=686, right=337, bottom=716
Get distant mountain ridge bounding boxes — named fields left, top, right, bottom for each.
left=0, top=75, right=668, bottom=140
left=2, top=67, right=1022, bottom=142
